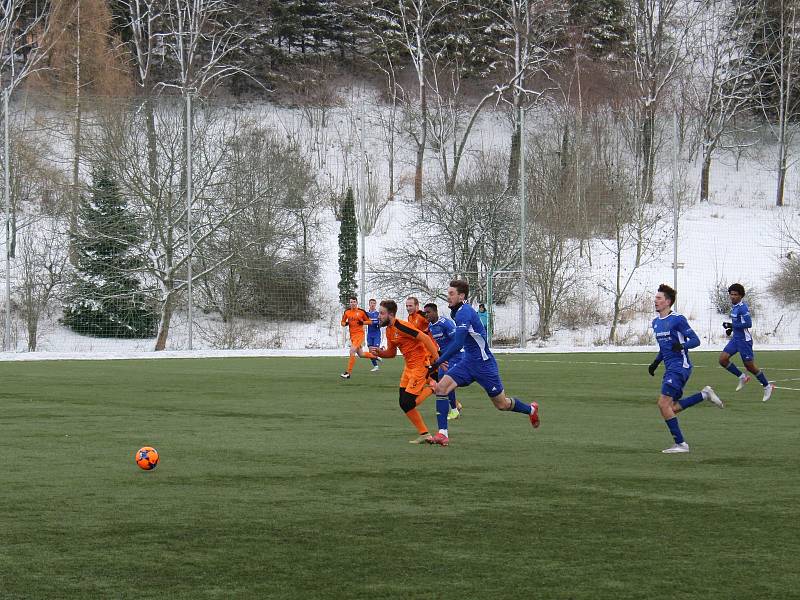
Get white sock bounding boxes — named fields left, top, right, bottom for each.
left=439, top=429, right=448, bottom=437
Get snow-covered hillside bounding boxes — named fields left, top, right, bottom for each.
left=1, top=97, right=798, bottom=359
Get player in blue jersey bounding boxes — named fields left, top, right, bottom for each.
left=423, top=303, right=464, bottom=420
left=423, top=303, right=464, bottom=443
left=426, top=280, right=539, bottom=446
left=648, top=284, right=724, bottom=454
left=365, top=298, right=383, bottom=372
left=718, top=283, right=774, bottom=401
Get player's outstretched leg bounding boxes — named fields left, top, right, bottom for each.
left=492, top=393, right=540, bottom=429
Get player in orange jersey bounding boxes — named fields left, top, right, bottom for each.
left=369, top=300, right=441, bottom=444
left=340, top=296, right=378, bottom=379
left=405, top=296, right=430, bottom=335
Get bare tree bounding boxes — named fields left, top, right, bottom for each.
left=368, top=152, right=519, bottom=302
left=624, top=0, right=698, bottom=204
left=1, top=0, right=59, bottom=347
left=372, top=0, right=455, bottom=203
left=195, top=120, right=324, bottom=324
left=588, top=111, right=666, bottom=342
left=13, top=217, right=68, bottom=351
left=484, top=0, right=567, bottom=191
left=750, top=0, right=800, bottom=207
left=38, top=0, right=131, bottom=262
left=88, top=101, right=260, bottom=350
left=523, top=117, right=586, bottom=339
left=685, top=0, right=765, bottom=202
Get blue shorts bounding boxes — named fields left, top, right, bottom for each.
left=723, top=338, right=754, bottom=362
left=446, top=356, right=504, bottom=397
left=661, top=368, right=691, bottom=400
left=367, top=330, right=381, bottom=348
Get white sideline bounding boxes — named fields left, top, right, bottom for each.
left=1, top=344, right=799, bottom=362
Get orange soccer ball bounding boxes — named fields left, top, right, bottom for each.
left=135, top=446, right=159, bottom=470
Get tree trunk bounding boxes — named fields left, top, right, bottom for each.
left=641, top=109, right=655, bottom=203
left=776, top=161, right=787, bottom=207
left=68, top=1, right=82, bottom=266
left=145, top=95, right=158, bottom=201
left=154, top=291, right=176, bottom=351
left=508, top=118, right=521, bottom=193
left=700, top=149, right=712, bottom=202
left=414, top=77, right=427, bottom=204
left=27, top=320, right=37, bottom=352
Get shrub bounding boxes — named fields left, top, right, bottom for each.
left=769, top=256, right=800, bottom=306
left=709, top=279, right=761, bottom=316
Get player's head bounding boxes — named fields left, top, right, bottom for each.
left=379, top=300, right=397, bottom=327
left=348, top=295, right=358, bottom=309
left=368, top=298, right=377, bottom=310
left=448, top=280, right=469, bottom=308
left=655, top=284, right=676, bottom=311
left=405, top=296, right=419, bottom=315
left=728, top=283, right=745, bottom=303
left=478, top=303, right=486, bottom=313
left=423, top=302, right=438, bottom=324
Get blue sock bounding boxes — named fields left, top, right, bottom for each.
left=448, top=390, right=457, bottom=410
left=665, top=417, right=684, bottom=444
left=756, top=371, right=769, bottom=387
left=435, top=398, right=449, bottom=431
left=678, top=393, right=704, bottom=410
left=510, top=398, right=532, bottom=415
left=371, top=359, right=378, bottom=366
left=725, top=363, right=742, bottom=377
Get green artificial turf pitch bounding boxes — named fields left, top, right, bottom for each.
left=1, top=352, right=798, bottom=599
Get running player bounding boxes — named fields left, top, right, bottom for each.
left=365, top=298, right=383, bottom=372
left=429, top=280, right=539, bottom=447
left=424, top=303, right=464, bottom=430
left=648, top=284, right=724, bottom=454
left=369, top=300, right=441, bottom=444
left=405, top=296, right=429, bottom=335
left=340, top=296, right=377, bottom=379
left=718, top=283, right=774, bottom=401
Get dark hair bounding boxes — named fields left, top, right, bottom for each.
left=728, top=283, right=746, bottom=297
left=658, top=284, right=676, bottom=306
left=478, top=303, right=486, bottom=309
left=423, top=303, right=438, bottom=312
left=368, top=298, right=376, bottom=303
left=348, top=295, right=357, bottom=302
left=380, top=300, right=398, bottom=316
left=406, top=296, right=419, bottom=306
left=450, top=279, right=469, bottom=299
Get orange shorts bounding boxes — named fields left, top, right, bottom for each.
left=400, top=365, right=430, bottom=396
left=350, top=331, right=365, bottom=348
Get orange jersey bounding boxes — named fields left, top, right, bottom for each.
left=407, top=311, right=430, bottom=335
left=341, top=308, right=370, bottom=337
left=384, top=319, right=439, bottom=369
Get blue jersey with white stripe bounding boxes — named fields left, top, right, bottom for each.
left=434, top=302, right=493, bottom=368
left=428, top=316, right=464, bottom=361
left=730, top=301, right=752, bottom=342
left=365, top=309, right=380, bottom=336
left=651, top=312, right=700, bottom=370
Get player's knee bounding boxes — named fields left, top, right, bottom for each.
left=718, top=356, right=728, bottom=367
left=399, top=390, right=416, bottom=413
left=492, top=395, right=511, bottom=410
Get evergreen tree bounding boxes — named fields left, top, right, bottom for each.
left=62, top=166, right=158, bottom=338
left=567, top=0, right=628, bottom=59
left=338, top=187, right=358, bottom=307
